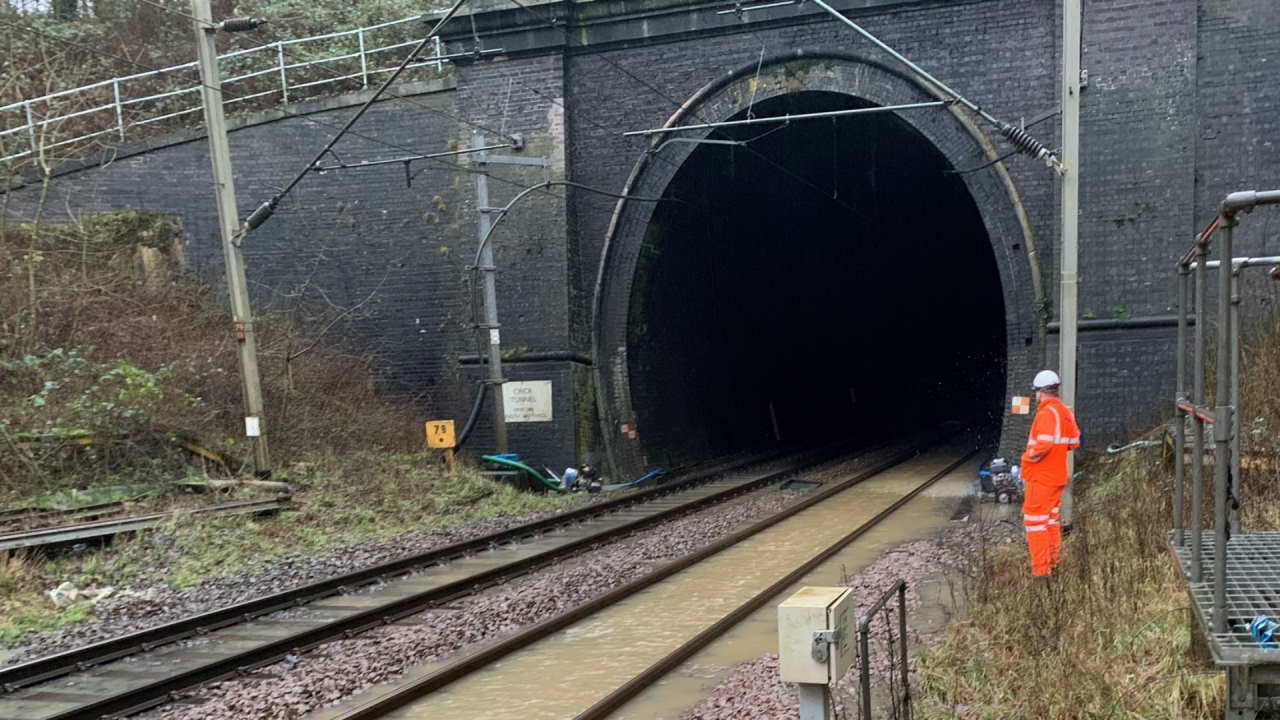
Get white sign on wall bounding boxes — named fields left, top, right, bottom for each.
left=503, top=380, right=554, bottom=423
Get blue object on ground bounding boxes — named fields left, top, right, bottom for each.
left=602, top=468, right=664, bottom=491
left=1250, top=615, right=1279, bottom=649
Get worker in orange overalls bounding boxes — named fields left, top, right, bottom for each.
left=1020, top=370, right=1081, bottom=576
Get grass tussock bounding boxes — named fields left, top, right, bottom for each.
left=917, top=311, right=1280, bottom=719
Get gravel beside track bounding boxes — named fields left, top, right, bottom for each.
left=4, top=496, right=610, bottom=665
left=681, top=520, right=1020, bottom=720
left=148, top=452, right=889, bottom=720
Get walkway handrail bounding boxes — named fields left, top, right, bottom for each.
left=1172, top=189, right=1280, bottom=635
left=0, top=11, right=448, bottom=165
left=858, top=579, right=912, bottom=720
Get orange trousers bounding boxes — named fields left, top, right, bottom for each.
left=1023, top=480, right=1064, bottom=576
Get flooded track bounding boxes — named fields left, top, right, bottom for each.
left=0, top=445, right=856, bottom=720
left=316, top=441, right=975, bottom=720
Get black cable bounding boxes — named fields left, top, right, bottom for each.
left=0, top=13, right=577, bottom=210
left=244, top=0, right=468, bottom=231
left=946, top=110, right=1059, bottom=175
left=946, top=148, right=1019, bottom=176
left=8, top=9, right=544, bottom=218
left=135, top=0, right=212, bottom=27
left=129, top=0, right=732, bottom=222
left=503, top=0, right=873, bottom=223
left=454, top=381, right=488, bottom=448
left=248, top=21, right=509, bottom=139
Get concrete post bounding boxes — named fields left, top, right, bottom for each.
left=474, top=131, right=508, bottom=453
left=1058, top=0, right=1082, bottom=528
left=191, top=0, right=271, bottom=476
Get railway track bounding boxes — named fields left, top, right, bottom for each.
left=0, top=497, right=293, bottom=555
left=0, top=502, right=130, bottom=532
left=313, top=441, right=977, bottom=720
left=0, top=442, right=862, bottom=720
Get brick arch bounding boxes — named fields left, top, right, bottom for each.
left=591, top=51, right=1042, bottom=476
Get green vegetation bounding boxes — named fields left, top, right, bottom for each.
left=0, top=211, right=578, bottom=648
left=1, top=211, right=422, bottom=493
left=916, top=315, right=1280, bottom=719
left=0, top=458, right=577, bottom=645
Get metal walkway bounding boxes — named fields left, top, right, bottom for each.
left=1173, top=532, right=1280, bottom=665
left=1169, top=190, right=1280, bottom=719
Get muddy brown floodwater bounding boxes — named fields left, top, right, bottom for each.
left=378, top=443, right=974, bottom=720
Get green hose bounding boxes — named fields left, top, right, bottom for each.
left=481, top=455, right=565, bottom=492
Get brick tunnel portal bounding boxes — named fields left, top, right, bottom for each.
left=625, top=91, right=1007, bottom=467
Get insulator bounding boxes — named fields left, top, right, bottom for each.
left=999, top=121, right=1051, bottom=162
left=220, top=17, right=265, bottom=32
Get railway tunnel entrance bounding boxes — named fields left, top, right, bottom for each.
left=593, top=56, right=1041, bottom=478
left=625, top=91, right=1005, bottom=467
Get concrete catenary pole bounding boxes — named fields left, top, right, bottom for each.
left=474, top=131, right=509, bottom=453
left=1059, top=0, right=1082, bottom=527
left=192, top=0, right=271, bottom=476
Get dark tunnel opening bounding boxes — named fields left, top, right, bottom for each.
left=627, top=91, right=1007, bottom=467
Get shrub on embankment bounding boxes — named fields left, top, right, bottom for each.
left=0, top=212, right=583, bottom=646
left=916, top=314, right=1280, bottom=719
left=0, top=211, right=421, bottom=496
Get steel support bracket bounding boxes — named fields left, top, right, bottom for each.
left=1214, top=406, right=1233, bottom=443
left=1227, top=665, right=1258, bottom=719
left=811, top=629, right=838, bottom=663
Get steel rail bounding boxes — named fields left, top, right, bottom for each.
left=0, top=497, right=291, bottom=554
left=10, top=445, right=854, bottom=720
left=0, top=500, right=129, bottom=529
left=575, top=447, right=979, bottom=719
left=320, top=437, right=950, bottom=720
left=0, top=445, right=827, bottom=700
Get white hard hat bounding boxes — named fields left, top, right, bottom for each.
left=1032, top=369, right=1061, bottom=389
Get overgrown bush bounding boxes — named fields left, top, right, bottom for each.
left=1, top=211, right=421, bottom=497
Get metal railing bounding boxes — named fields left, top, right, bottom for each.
left=1172, top=190, right=1280, bottom=633
left=858, top=579, right=912, bottom=720
left=0, top=12, right=450, bottom=165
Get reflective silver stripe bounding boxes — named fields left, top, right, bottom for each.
left=1024, top=514, right=1050, bottom=521
left=1048, top=519, right=1060, bottom=525
left=1038, top=431, right=1077, bottom=445
left=1051, top=507, right=1060, bottom=513
left=1047, top=404, right=1062, bottom=441
left=1025, top=525, right=1048, bottom=532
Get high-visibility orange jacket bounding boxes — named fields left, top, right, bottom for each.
left=1020, top=396, right=1080, bottom=487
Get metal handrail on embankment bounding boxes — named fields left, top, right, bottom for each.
left=0, top=12, right=446, bottom=164
left=858, top=579, right=911, bottom=720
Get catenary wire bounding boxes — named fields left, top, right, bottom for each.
left=115, top=6, right=528, bottom=189
left=503, top=0, right=874, bottom=223
left=0, top=14, right=574, bottom=206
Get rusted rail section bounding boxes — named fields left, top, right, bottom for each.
left=0, top=496, right=291, bottom=554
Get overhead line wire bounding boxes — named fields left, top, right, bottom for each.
left=503, top=0, right=873, bottom=223
left=0, top=13, right=571, bottom=205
